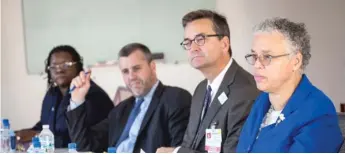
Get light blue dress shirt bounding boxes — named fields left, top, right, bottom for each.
left=116, top=81, right=159, bottom=153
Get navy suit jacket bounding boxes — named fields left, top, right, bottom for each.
left=66, top=82, right=192, bottom=153
left=236, top=75, right=343, bottom=152
left=32, top=80, right=113, bottom=148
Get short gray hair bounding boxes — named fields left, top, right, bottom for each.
left=254, top=17, right=311, bottom=70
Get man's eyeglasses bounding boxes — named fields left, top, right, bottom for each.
left=180, top=34, right=224, bottom=50
left=47, top=62, right=77, bottom=71
left=245, top=53, right=291, bottom=66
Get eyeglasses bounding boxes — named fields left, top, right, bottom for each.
left=47, top=62, right=77, bottom=71
left=180, top=34, right=224, bottom=50
left=245, top=53, right=291, bottom=66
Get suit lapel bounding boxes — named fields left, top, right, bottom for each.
left=194, top=60, right=240, bottom=147
left=259, top=75, right=312, bottom=138
left=279, top=75, right=311, bottom=118
left=137, top=82, right=164, bottom=135
left=183, top=80, right=207, bottom=148
left=111, top=97, right=135, bottom=146
left=246, top=93, right=270, bottom=148
left=193, top=80, right=208, bottom=128
left=46, top=88, right=58, bottom=128
left=56, top=92, right=70, bottom=120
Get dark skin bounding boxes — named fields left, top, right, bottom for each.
left=16, top=51, right=79, bottom=143
left=48, top=51, right=79, bottom=95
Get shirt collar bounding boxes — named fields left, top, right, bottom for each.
left=135, top=80, right=160, bottom=102
left=207, top=58, right=233, bottom=94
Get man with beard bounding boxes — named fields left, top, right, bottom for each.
left=66, top=43, right=192, bottom=153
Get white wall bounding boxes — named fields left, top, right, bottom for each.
left=2, top=0, right=345, bottom=130
left=0, top=0, right=3, bottom=117
left=217, top=0, right=345, bottom=112
left=22, top=0, right=215, bottom=74
left=1, top=0, right=204, bottom=130
left=2, top=0, right=46, bottom=129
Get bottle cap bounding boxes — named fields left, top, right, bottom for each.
left=33, top=140, right=41, bottom=148
left=68, top=143, right=77, bottom=149
left=2, top=119, right=10, bottom=128
left=42, top=125, right=49, bottom=129
left=32, top=137, right=39, bottom=142
left=107, top=147, right=116, bottom=153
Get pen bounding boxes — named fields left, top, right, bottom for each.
left=69, top=71, right=90, bottom=94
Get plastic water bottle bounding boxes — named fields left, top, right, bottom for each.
left=38, top=125, right=55, bottom=153
left=107, top=147, right=116, bottom=153
left=0, top=120, right=3, bottom=152
left=9, top=130, right=16, bottom=152
left=68, top=143, right=77, bottom=153
left=1, top=119, right=11, bottom=153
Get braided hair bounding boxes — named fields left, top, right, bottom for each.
left=44, top=45, right=83, bottom=88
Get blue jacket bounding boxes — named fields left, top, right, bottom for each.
left=32, top=81, right=114, bottom=148
left=236, top=75, right=343, bottom=152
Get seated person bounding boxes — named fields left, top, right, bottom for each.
left=236, top=18, right=343, bottom=152
left=66, top=43, right=192, bottom=153
left=16, top=45, right=114, bottom=148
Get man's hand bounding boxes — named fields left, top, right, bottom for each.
left=15, top=129, right=39, bottom=143
left=70, top=70, right=91, bottom=103
left=156, top=147, right=175, bottom=153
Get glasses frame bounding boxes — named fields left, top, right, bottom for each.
left=180, top=34, right=224, bottom=50
left=245, top=53, right=291, bottom=66
left=47, top=61, right=77, bottom=71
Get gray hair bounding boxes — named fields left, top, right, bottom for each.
left=254, top=17, right=311, bottom=70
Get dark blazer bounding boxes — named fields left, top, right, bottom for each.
left=31, top=80, right=113, bottom=148
left=178, top=60, right=260, bottom=153
left=66, top=82, right=192, bottom=153
left=236, top=75, right=343, bottom=152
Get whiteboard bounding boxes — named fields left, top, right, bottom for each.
left=22, top=0, right=216, bottom=74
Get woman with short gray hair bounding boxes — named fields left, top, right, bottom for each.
left=236, top=18, right=343, bottom=152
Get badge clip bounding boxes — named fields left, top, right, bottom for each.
left=211, top=121, right=218, bottom=129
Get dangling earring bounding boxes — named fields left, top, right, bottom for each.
left=50, top=79, right=57, bottom=87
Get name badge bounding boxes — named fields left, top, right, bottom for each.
left=218, top=92, right=228, bottom=105
left=205, top=123, right=222, bottom=153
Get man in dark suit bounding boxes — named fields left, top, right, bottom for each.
left=66, top=43, right=192, bottom=153
left=156, top=10, right=260, bottom=153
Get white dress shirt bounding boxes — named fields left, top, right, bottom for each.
left=173, top=58, right=233, bottom=153
left=207, top=58, right=233, bottom=103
